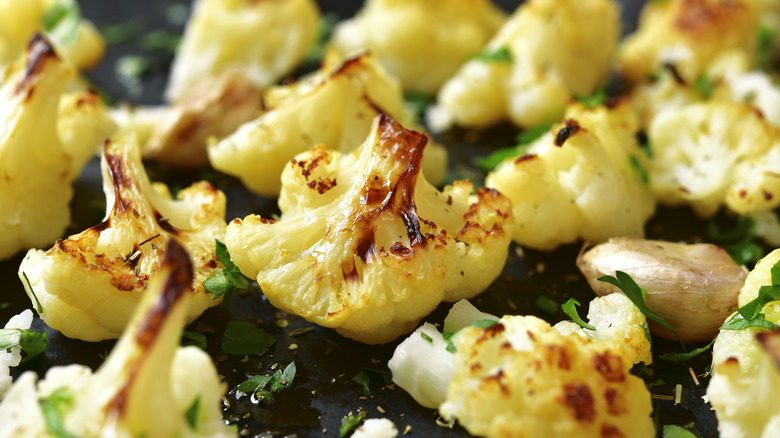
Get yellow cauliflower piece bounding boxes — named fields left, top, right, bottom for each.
left=165, top=0, right=319, bottom=102
left=429, top=0, right=618, bottom=131
left=208, top=54, right=447, bottom=197
left=648, top=100, right=780, bottom=217
left=326, top=0, right=506, bottom=95
left=112, top=71, right=262, bottom=168
left=225, top=114, right=513, bottom=344
left=0, top=0, right=104, bottom=70
left=618, top=0, right=772, bottom=83
left=0, top=241, right=233, bottom=438
left=58, top=89, right=118, bottom=177
left=437, top=294, right=653, bottom=438
left=708, top=249, right=780, bottom=438
left=485, top=102, right=655, bottom=250
left=18, top=133, right=227, bottom=341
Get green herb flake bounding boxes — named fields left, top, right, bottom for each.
left=39, top=388, right=78, bottom=438
left=420, top=331, right=433, bottom=344
left=220, top=321, right=276, bottom=356
left=0, top=302, right=11, bottom=310
left=140, top=30, right=182, bottom=54
left=352, top=368, right=392, bottom=397
left=340, top=410, right=367, bottom=438
left=475, top=146, right=522, bottom=171
left=181, top=330, right=207, bottom=350
left=599, top=271, right=683, bottom=346
left=41, top=0, right=82, bottom=43
left=757, top=24, right=774, bottom=69
left=706, top=217, right=763, bottom=266
left=100, top=19, right=143, bottom=45
left=535, top=295, right=559, bottom=316
left=22, top=271, right=43, bottom=314
left=576, top=84, right=608, bottom=108
left=629, top=154, right=650, bottom=185
left=472, top=319, right=499, bottom=329
left=303, top=12, right=339, bottom=64
left=0, top=328, right=47, bottom=362
left=693, top=73, right=714, bottom=100
left=472, top=46, right=513, bottom=63
left=234, top=361, right=296, bottom=401
left=663, top=424, right=698, bottom=438
left=184, top=396, right=201, bottom=430
left=721, top=259, right=780, bottom=331
left=516, top=123, right=552, bottom=146
left=660, top=339, right=715, bottom=362
left=404, top=92, right=432, bottom=123
left=204, top=239, right=252, bottom=307
left=561, top=298, right=596, bottom=331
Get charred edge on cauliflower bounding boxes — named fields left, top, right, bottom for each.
left=561, top=383, right=596, bottom=423
left=661, top=63, right=687, bottom=86
left=106, top=240, right=193, bottom=418
left=456, top=187, right=508, bottom=243
left=555, top=120, right=582, bottom=147
left=342, top=114, right=429, bottom=283
left=674, top=0, right=744, bottom=35
left=756, top=329, right=780, bottom=370
left=105, top=141, right=135, bottom=213
left=14, top=33, right=59, bottom=98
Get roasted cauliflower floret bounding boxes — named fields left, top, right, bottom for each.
left=165, top=0, right=319, bottom=102
left=112, top=71, right=262, bottom=168
left=485, top=102, right=655, bottom=250
left=0, top=0, right=105, bottom=70
left=648, top=100, right=780, bottom=217
left=618, top=0, right=772, bottom=84
left=18, top=133, right=227, bottom=341
left=0, top=241, right=233, bottom=438
left=326, top=0, right=506, bottom=95
left=0, top=35, right=111, bottom=260
left=707, top=249, right=780, bottom=438
left=208, top=54, right=447, bottom=197
left=225, top=114, right=513, bottom=344
left=429, top=0, right=619, bottom=131
left=0, top=310, right=35, bottom=400
left=389, top=294, right=653, bottom=438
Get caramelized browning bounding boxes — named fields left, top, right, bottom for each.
left=15, top=33, right=59, bottom=97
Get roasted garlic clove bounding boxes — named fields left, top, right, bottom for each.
left=577, top=237, right=747, bottom=342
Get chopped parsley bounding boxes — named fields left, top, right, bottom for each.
left=660, top=339, right=715, bottom=362
left=706, top=217, right=763, bottom=266
left=340, top=410, right=367, bottom=438
left=39, top=388, right=78, bottom=438
left=629, top=154, right=650, bottom=185
left=203, top=239, right=252, bottom=307
left=561, top=298, right=596, bottom=330
left=181, top=330, right=207, bottom=350
left=663, top=424, right=698, bottom=438
left=352, top=368, right=392, bottom=397
left=535, top=295, right=559, bottom=316
left=234, top=361, right=297, bottom=402
left=576, top=84, right=608, bottom=108
left=404, top=92, right=432, bottom=123
left=693, top=73, right=714, bottom=100
left=471, top=46, right=513, bottom=63
left=475, top=123, right=550, bottom=171
left=41, top=0, right=82, bottom=43
left=0, top=328, right=47, bottom=362
left=184, top=396, right=201, bottom=430
left=757, top=24, right=774, bottom=69
left=420, top=331, right=433, bottom=343
left=721, top=258, right=780, bottom=331
left=220, top=321, right=276, bottom=355
left=21, top=271, right=43, bottom=314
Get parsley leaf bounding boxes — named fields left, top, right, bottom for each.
left=693, top=73, right=714, bottom=100
left=404, top=93, right=432, bottom=123
left=660, top=339, right=715, bottom=362
left=475, top=123, right=550, bottom=171
left=181, top=330, right=207, bottom=350
left=420, top=331, right=433, bottom=343
left=220, top=321, right=276, bottom=355
left=757, top=24, right=774, bottom=69
left=235, top=361, right=296, bottom=402
left=303, top=12, right=339, bottom=64
left=721, top=259, right=780, bottom=330
left=0, top=328, right=47, bottom=362
left=576, top=84, right=608, bottom=108
left=352, top=368, right=392, bottom=397
left=472, top=46, right=513, bottom=63
left=663, top=424, right=698, bottom=438
left=706, top=217, right=763, bottom=266
left=21, top=271, right=43, bottom=314
left=184, top=396, right=201, bottom=430
left=535, top=295, right=559, bottom=316
left=629, top=154, right=650, bottom=185
left=598, top=271, right=683, bottom=346
left=39, top=388, right=78, bottom=438
left=472, top=319, right=499, bottom=329
left=340, top=410, right=367, bottom=438
left=203, top=239, right=252, bottom=307
left=561, top=298, right=596, bottom=330
left=41, top=0, right=82, bottom=43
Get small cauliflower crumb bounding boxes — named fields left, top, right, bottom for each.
left=351, top=418, right=399, bottom=438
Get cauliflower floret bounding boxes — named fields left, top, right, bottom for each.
left=707, top=249, right=780, bottom=438
left=648, top=100, right=780, bottom=217
left=325, top=0, right=506, bottom=95
left=0, top=0, right=105, bottom=70
left=485, top=101, right=655, bottom=250
left=351, top=418, right=398, bottom=438
left=18, top=133, right=227, bottom=341
left=58, top=90, right=118, bottom=177
left=0, top=240, right=233, bottom=438
left=0, top=309, right=34, bottom=400
left=389, top=294, right=653, bottom=438
left=112, top=71, right=262, bottom=168
left=429, top=0, right=618, bottom=131
left=165, top=0, right=319, bottom=102
left=618, top=0, right=772, bottom=83
left=225, top=114, right=513, bottom=344
left=0, top=34, right=111, bottom=260
left=208, top=54, right=448, bottom=197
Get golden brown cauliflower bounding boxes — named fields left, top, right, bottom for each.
left=429, top=0, right=619, bottom=131
left=112, top=71, right=262, bottom=168
left=485, top=102, right=655, bottom=250
left=18, top=134, right=227, bottom=341
left=165, top=0, right=320, bottom=102
left=225, top=114, right=513, bottom=344
left=618, top=0, right=773, bottom=83
left=0, top=241, right=233, bottom=438
left=0, top=0, right=105, bottom=70
left=326, top=0, right=506, bottom=95
left=208, top=54, right=448, bottom=197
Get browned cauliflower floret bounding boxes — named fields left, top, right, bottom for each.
left=485, top=102, right=655, bottom=250
left=208, top=54, right=448, bottom=197
left=165, top=0, right=320, bottom=102
left=112, top=71, right=262, bottom=168
left=326, top=0, right=506, bottom=95
left=225, top=114, right=513, bottom=344
left=429, top=0, right=619, bottom=131
left=18, top=133, right=227, bottom=341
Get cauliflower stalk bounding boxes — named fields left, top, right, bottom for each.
left=19, top=133, right=227, bottom=341
left=0, top=34, right=113, bottom=261
left=708, top=249, right=780, bottom=438
left=165, top=0, right=320, bottom=102
left=225, top=114, right=513, bottom=344
left=208, top=54, right=448, bottom=197
left=429, top=0, right=619, bottom=131
left=485, top=101, right=656, bottom=250
left=325, top=0, right=506, bottom=95
left=389, top=294, right=654, bottom=438
left=0, top=240, right=233, bottom=438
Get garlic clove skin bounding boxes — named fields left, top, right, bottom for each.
left=577, top=237, right=747, bottom=343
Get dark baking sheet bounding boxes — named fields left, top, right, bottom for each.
left=0, top=1, right=725, bottom=437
